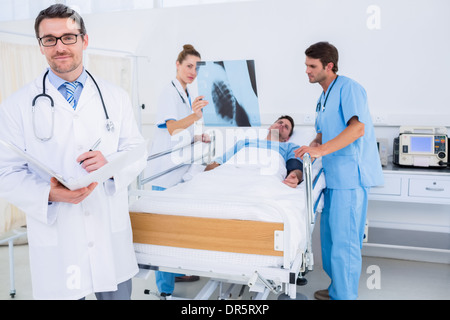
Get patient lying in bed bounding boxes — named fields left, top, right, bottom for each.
left=205, top=115, right=303, bottom=188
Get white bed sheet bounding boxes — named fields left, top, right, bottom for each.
left=131, top=147, right=325, bottom=267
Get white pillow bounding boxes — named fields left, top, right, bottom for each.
left=288, top=127, right=317, bottom=147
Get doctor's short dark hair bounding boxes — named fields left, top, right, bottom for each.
left=34, top=4, right=87, bottom=39
left=305, top=42, right=339, bottom=73
left=277, top=115, right=295, bottom=137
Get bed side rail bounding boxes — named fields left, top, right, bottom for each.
left=303, top=153, right=314, bottom=228
left=138, top=131, right=216, bottom=187
left=302, top=153, right=315, bottom=271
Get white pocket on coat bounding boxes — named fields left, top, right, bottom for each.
left=109, top=191, right=129, bottom=233
left=26, top=213, right=58, bottom=247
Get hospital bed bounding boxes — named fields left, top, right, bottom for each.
left=129, top=136, right=325, bottom=300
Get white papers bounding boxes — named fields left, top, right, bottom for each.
left=0, top=138, right=146, bottom=191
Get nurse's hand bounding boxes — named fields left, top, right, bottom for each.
left=49, top=177, right=98, bottom=204
left=192, top=96, right=209, bottom=120
left=294, top=145, right=322, bottom=161
left=77, top=151, right=108, bottom=173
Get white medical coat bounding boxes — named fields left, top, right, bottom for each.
left=0, top=70, right=147, bottom=299
left=147, top=79, right=195, bottom=189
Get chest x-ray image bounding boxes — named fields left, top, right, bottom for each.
left=197, top=60, right=261, bottom=127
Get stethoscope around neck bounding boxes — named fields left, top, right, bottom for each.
left=171, top=80, right=191, bottom=107
left=315, top=75, right=339, bottom=129
left=32, top=69, right=114, bottom=142
left=316, top=75, right=339, bottom=114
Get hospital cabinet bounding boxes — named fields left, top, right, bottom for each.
left=369, top=165, right=450, bottom=205
left=365, top=164, right=450, bottom=264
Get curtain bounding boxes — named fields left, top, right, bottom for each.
left=86, top=53, right=133, bottom=97
left=0, top=41, right=48, bottom=103
left=0, top=41, right=47, bottom=239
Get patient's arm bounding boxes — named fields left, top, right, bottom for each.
left=283, top=169, right=302, bottom=188
left=205, top=161, right=221, bottom=171
left=284, top=158, right=303, bottom=188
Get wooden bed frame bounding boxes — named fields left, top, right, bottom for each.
left=130, top=212, right=284, bottom=257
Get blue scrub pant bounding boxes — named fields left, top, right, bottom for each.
left=152, top=185, right=184, bottom=295
left=320, top=187, right=369, bottom=300
left=155, top=271, right=183, bottom=295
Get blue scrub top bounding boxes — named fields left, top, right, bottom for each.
left=315, top=75, right=384, bottom=189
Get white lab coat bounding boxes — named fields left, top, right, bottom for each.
left=0, top=70, right=147, bottom=299
left=146, top=79, right=196, bottom=189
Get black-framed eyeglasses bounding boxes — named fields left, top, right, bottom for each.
left=38, top=34, right=83, bottom=47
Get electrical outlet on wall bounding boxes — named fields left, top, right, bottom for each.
left=303, top=114, right=314, bottom=124
left=373, top=115, right=386, bottom=124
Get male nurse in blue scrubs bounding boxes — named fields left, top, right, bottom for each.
left=295, top=42, right=384, bottom=300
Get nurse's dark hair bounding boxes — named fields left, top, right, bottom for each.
left=34, top=4, right=87, bottom=39
left=277, top=115, right=295, bottom=137
left=305, top=42, right=339, bottom=73
left=177, top=44, right=201, bottom=63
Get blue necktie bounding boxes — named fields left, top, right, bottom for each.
left=65, top=81, right=79, bottom=109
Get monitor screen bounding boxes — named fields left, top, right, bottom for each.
left=410, top=136, right=433, bottom=153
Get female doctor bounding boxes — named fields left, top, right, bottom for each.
left=148, top=44, right=209, bottom=297
left=148, top=44, right=209, bottom=191
left=0, top=4, right=147, bottom=299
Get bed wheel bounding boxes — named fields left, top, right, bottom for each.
left=278, top=293, right=307, bottom=300
left=296, top=277, right=308, bottom=286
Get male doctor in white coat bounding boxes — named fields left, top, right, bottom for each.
left=0, top=4, right=147, bottom=299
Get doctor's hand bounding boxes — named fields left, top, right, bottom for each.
left=49, top=177, right=98, bottom=204
left=192, top=96, right=209, bottom=120
left=77, top=151, right=108, bottom=173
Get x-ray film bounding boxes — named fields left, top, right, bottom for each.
left=197, top=60, right=261, bottom=127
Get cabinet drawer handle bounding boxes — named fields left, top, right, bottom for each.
left=425, top=187, right=444, bottom=192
